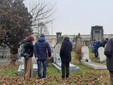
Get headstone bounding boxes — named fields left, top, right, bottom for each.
left=81, top=46, right=107, bottom=69
left=81, top=46, right=91, bottom=62
left=53, top=44, right=61, bottom=64
left=18, top=64, right=37, bottom=76
left=0, top=46, right=10, bottom=58
left=53, top=43, right=80, bottom=72
left=98, top=47, right=106, bottom=62
left=75, top=33, right=82, bottom=45
left=91, top=25, right=103, bottom=41
left=56, top=32, right=62, bottom=44
left=17, top=56, right=37, bottom=75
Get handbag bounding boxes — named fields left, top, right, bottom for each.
left=23, top=53, right=30, bottom=59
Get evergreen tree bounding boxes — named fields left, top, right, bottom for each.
left=0, top=0, right=32, bottom=65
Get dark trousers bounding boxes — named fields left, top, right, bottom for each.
left=109, top=71, right=113, bottom=85
left=94, top=50, right=98, bottom=58
left=61, top=62, right=69, bottom=79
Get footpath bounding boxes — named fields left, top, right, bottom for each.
left=0, top=58, right=9, bottom=65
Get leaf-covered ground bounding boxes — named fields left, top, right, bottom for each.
left=0, top=51, right=110, bottom=85
left=0, top=63, right=109, bottom=84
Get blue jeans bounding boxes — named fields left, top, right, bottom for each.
left=37, top=60, right=47, bottom=78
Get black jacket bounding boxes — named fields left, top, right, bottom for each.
left=60, top=37, right=72, bottom=62
left=24, top=41, right=34, bottom=57
left=104, top=38, right=113, bottom=71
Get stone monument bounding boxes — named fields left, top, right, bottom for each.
left=52, top=32, right=80, bottom=72
left=98, top=47, right=106, bottom=62
left=91, top=25, right=103, bottom=41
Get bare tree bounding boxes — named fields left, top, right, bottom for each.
left=30, top=0, right=55, bottom=36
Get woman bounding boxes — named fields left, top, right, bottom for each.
left=60, top=37, right=72, bottom=79
left=23, top=35, right=34, bottom=80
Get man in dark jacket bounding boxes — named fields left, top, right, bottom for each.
left=34, top=34, right=51, bottom=79
left=60, top=37, right=72, bottom=79
left=104, top=38, right=113, bottom=85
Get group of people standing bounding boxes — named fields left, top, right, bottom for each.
left=21, top=34, right=113, bottom=84
left=92, top=38, right=108, bottom=58
left=22, top=34, right=72, bottom=81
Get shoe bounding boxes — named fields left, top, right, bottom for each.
left=42, top=76, right=46, bottom=78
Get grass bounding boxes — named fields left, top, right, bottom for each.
left=0, top=50, right=110, bottom=85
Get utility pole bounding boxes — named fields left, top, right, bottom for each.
left=51, top=22, right=53, bottom=35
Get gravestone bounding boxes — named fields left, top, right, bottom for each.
left=18, top=64, right=37, bottom=76
left=81, top=46, right=91, bottom=62
left=98, top=47, right=106, bottom=62
left=91, top=25, right=103, bottom=41
left=17, top=56, right=37, bottom=75
left=53, top=43, right=80, bottom=72
left=75, top=33, right=82, bottom=45
left=0, top=46, right=10, bottom=58
left=81, top=46, right=107, bottom=69
left=53, top=44, right=61, bottom=64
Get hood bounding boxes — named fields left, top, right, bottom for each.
left=38, top=37, right=45, bottom=42
left=64, top=37, right=69, bottom=41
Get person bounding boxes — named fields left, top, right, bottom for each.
left=92, top=40, right=98, bottom=58
left=60, top=37, right=72, bottom=79
left=102, top=38, right=109, bottom=47
left=23, top=35, right=34, bottom=80
left=34, top=34, right=51, bottom=79
left=104, top=38, right=113, bottom=85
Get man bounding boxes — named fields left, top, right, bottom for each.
left=92, top=40, right=98, bottom=58
left=104, top=38, right=113, bottom=85
left=60, top=37, right=72, bottom=79
left=34, top=34, right=51, bottom=79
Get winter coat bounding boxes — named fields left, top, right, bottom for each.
left=34, top=37, right=51, bottom=61
left=23, top=41, right=34, bottom=57
left=104, top=38, right=113, bottom=71
left=60, top=37, right=72, bottom=62
left=92, top=42, right=98, bottom=52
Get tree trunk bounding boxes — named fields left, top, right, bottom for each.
left=9, top=54, right=18, bottom=65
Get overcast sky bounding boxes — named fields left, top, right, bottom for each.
left=24, top=0, right=113, bottom=35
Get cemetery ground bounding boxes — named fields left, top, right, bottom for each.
left=0, top=51, right=109, bottom=85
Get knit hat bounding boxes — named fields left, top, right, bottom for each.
left=40, top=34, right=45, bottom=37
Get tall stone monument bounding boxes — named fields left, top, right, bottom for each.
left=75, top=33, right=82, bottom=45
left=53, top=32, right=80, bottom=72
left=56, top=32, right=62, bottom=44
left=91, top=25, right=103, bottom=41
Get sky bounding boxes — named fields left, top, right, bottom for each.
left=24, top=0, right=113, bottom=35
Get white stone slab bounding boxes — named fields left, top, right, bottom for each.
left=52, top=63, right=80, bottom=72
left=98, top=47, right=106, bottom=62
left=81, top=46, right=91, bottom=62
left=53, top=43, right=80, bottom=72
left=17, top=56, right=37, bottom=64
left=81, top=60, right=107, bottom=70
left=18, top=64, right=37, bottom=75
